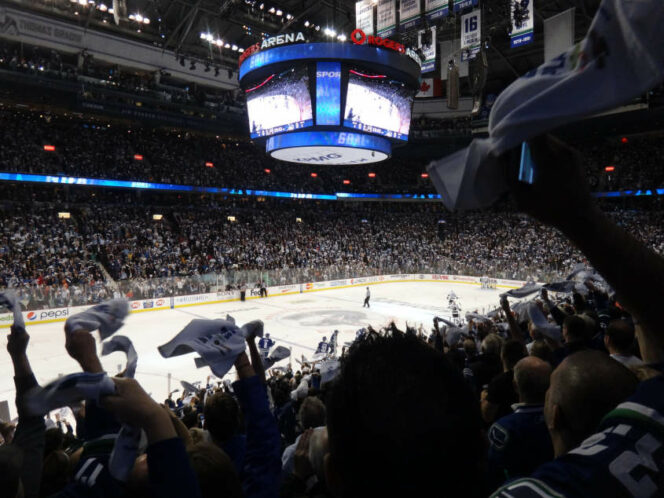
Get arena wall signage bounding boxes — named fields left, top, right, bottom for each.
left=238, top=32, right=306, bottom=65
left=0, top=274, right=527, bottom=328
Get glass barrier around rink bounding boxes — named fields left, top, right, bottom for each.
left=2, top=257, right=574, bottom=312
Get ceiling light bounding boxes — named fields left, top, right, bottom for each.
left=143, top=18, right=150, bottom=24
left=135, top=14, right=143, bottom=22
left=224, top=43, right=231, bottom=48
left=238, top=48, right=244, bottom=52
left=268, top=7, right=275, bottom=13
left=276, top=9, right=282, bottom=16
left=304, top=20, right=310, bottom=27
left=337, top=34, right=346, bottom=41
left=286, top=13, right=292, bottom=19
left=231, top=45, right=238, bottom=51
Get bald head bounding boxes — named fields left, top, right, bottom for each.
left=545, top=350, right=638, bottom=456
left=514, top=356, right=552, bottom=404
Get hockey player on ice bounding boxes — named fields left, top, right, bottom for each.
left=257, top=333, right=275, bottom=362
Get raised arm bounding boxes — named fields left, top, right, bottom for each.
left=505, top=135, right=664, bottom=355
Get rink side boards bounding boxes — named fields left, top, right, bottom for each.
left=0, top=274, right=525, bottom=328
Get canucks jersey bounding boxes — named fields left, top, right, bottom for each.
left=491, top=375, right=664, bottom=497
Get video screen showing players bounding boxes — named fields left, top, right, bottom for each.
left=246, top=67, right=314, bottom=138
left=343, top=69, right=415, bottom=141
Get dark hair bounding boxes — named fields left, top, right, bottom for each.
left=204, top=393, right=241, bottom=444
left=501, top=339, right=527, bottom=370
left=187, top=442, right=243, bottom=498
left=327, top=332, right=484, bottom=498
left=605, top=319, right=635, bottom=353
left=563, top=315, right=587, bottom=343
left=529, top=339, right=554, bottom=364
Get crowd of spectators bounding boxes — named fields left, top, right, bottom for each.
left=1, top=106, right=662, bottom=195
left=2, top=133, right=664, bottom=498
left=1, top=182, right=664, bottom=309
left=0, top=107, right=431, bottom=194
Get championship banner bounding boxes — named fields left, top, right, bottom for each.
left=460, top=9, right=481, bottom=61
left=425, top=0, right=449, bottom=22
left=355, top=0, right=375, bottom=36
left=400, top=0, right=421, bottom=31
left=453, top=0, right=479, bottom=13
left=377, top=0, right=397, bottom=37
left=418, top=27, right=437, bottom=73
left=510, top=0, right=534, bottom=48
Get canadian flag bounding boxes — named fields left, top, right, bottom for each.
left=417, top=78, right=443, bottom=98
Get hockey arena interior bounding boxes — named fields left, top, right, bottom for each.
left=1, top=0, right=664, bottom=497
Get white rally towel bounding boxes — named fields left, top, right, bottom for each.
left=101, top=336, right=138, bottom=379
left=22, top=372, right=116, bottom=417
left=263, top=345, right=291, bottom=370
left=158, top=319, right=246, bottom=378
left=0, top=291, right=25, bottom=329
left=428, top=0, right=664, bottom=210
left=65, top=299, right=129, bottom=340
left=100, top=335, right=141, bottom=483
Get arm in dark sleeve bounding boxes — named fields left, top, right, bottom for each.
left=147, top=437, right=202, bottom=498
left=233, top=375, right=282, bottom=498
left=13, top=373, right=45, bottom=498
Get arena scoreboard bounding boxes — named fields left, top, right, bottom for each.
left=238, top=30, right=422, bottom=165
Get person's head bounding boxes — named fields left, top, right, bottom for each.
left=322, top=336, right=327, bottom=342
left=187, top=442, right=243, bottom=498
left=604, top=319, right=636, bottom=355
left=326, top=332, right=484, bottom=498
left=298, top=396, right=326, bottom=430
left=204, top=392, right=241, bottom=445
left=501, top=339, right=526, bottom=372
left=462, top=338, right=477, bottom=357
left=481, top=333, right=503, bottom=356
left=545, top=350, right=638, bottom=457
left=513, top=356, right=551, bottom=405
left=562, top=315, right=587, bottom=345
left=265, top=333, right=270, bottom=339
left=529, top=339, right=554, bottom=365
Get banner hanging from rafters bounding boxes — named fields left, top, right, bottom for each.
left=376, top=0, right=397, bottom=37
left=418, top=26, right=437, bottom=73
left=425, top=0, right=449, bottom=22
left=453, top=0, right=479, bottom=13
left=510, top=0, right=534, bottom=47
left=460, top=9, right=481, bottom=61
left=355, top=0, right=375, bottom=36
left=400, top=0, right=421, bottom=31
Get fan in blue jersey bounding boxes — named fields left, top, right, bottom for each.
left=257, top=333, right=275, bottom=361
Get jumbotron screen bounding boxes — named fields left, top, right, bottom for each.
left=343, top=69, right=415, bottom=141
left=246, top=67, right=314, bottom=138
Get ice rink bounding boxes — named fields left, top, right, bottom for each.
left=0, top=281, right=504, bottom=419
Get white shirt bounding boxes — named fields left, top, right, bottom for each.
left=610, top=354, right=643, bottom=367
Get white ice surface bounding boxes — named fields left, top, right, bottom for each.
left=0, top=282, right=504, bottom=420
